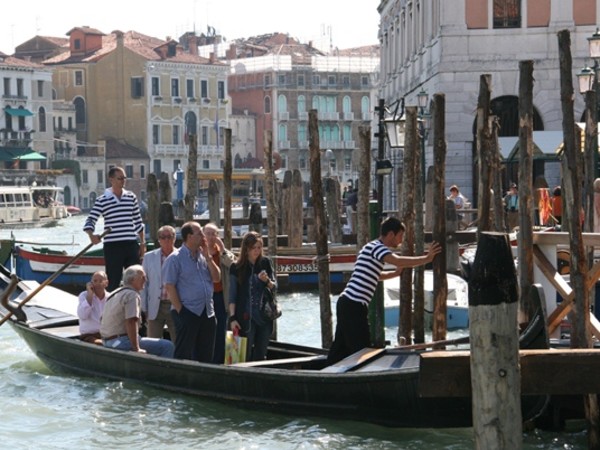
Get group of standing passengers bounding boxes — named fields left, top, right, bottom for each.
left=80, top=166, right=277, bottom=363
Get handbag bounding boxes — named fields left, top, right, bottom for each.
left=224, top=330, right=247, bottom=365
left=260, top=286, right=282, bottom=321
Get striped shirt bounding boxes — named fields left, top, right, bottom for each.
left=340, top=239, right=391, bottom=305
left=83, top=188, right=144, bottom=243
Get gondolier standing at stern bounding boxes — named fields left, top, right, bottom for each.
left=84, top=167, right=146, bottom=291
left=327, top=217, right=442, bottom=364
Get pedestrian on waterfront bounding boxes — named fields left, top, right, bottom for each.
left=448, top=185, right=467, bottom=229
left=504, top=183, right=519, bottom=231
left=100, top=265, right=174, bottom=357
left=552, top=186, right=562, bottom=226
left=228, top=231, right=277, bottom=361
left=141, top=225, right=177, bottom=341
left=203, top=222, right=236, bottom=364
left=163, top=221, right=221, bottom=363
left=346, top=187, right=358, bottom=234
left=83, top=166, right=146, bottom=291
left=77, top=270, right=109, bottom=345
left=327, top=217, right=442, bottom=365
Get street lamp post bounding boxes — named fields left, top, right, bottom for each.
left=417, top=89, right=431, bottom=194
left=578, top=28, right=600, bottom=179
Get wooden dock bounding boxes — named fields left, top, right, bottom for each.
left=419, top=349, right=600, bottom=397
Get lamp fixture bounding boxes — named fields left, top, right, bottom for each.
left=383, top=116, right=405, bottom=148
left=578, top=66, right=595, bottom=94
left=375, top=159, right=393, bottom=176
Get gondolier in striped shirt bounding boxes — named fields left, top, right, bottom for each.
left=84, top=166, right=146, bottom=291
left=327, top=217, right=442, bottom=364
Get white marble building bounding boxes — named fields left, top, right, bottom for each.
left=378, top=0, right=599, bottom=206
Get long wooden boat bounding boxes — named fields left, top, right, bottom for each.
left=0, top=263, right=550, bottom=428
left=0, top=185, right=68, bottom=227
left=10, top=244, right=357, bottom=293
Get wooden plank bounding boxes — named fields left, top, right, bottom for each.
left=419, top=349, right=600, bottom=397
left=586, top=260, right=600, bottom=291
left=320, top=347, right=385, bottom=373
left=533, top=232, right=600, bottom=247
left=42, top=325, right=81, bottom=338
left=590, top=312, right=600, bottom=340
left=232, top=355, right=325, bottom=368
left=533, top=245, right=574, bottom=334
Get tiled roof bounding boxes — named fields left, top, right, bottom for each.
left=66, top=26, right=106, bottom=36
left=0, top=54, right=46, bottom=69
left=43, top=30, right=224, bottom=66
left=38, top=36, right=70, bottom=47
left=104, top=137, right=149, bottom=160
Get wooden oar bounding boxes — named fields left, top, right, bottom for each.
left=0, top=228, right=111, bottom=327
left=397, top=335, right=470, bottom=351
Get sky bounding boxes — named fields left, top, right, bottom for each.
left=2, top=0, right=381, bottom=55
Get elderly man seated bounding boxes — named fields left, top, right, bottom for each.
left=77, top=270, right=109, bottom=345
left=100, top=264, right=174, bottom=358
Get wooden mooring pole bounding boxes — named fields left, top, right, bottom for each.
left=469, top=232, right=521, bottom=449
left=309, top=109, right=333, bottom=349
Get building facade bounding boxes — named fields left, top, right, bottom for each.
left=0, top=52, right=54, bottom=171
left=378, top=0, right=598, bottom=207
left=226, top=34, right=380, bottom=193
left=42, top=26, right=230, bottom=206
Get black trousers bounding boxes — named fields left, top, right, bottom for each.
left=327, top=295, right=370, bottom=364
left=104, top=240, right=140, bottom=291
left=171, top=306, right=216, bottom=363
left=212, top=291, right=227, bottom=364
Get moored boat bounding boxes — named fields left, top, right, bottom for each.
left=0, top=263, right=550, bottom=428
left=383, top=271, right=469, bottom=329
left=0, top=185, right=68, bottom=227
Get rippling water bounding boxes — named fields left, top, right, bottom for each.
left=0, top=217, right=588, bottom=448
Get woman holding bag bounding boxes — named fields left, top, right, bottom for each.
left=228, top=231, right=277, bottom=361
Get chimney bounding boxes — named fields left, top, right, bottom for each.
left=187, top=34, right=198, bottom=56
left=209, top=52, right=216, bottom=63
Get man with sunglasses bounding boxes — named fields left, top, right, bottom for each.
left=84, top=166, right=146, bottom=291
left=141, top=225, right=178, bottom=341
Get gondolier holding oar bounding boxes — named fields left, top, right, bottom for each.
left=84, top=167, right=146, bottom=291
left=327, top=217, right=442, bottom=364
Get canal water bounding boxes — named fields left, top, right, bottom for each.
left=0, top=216, right=587, bottom=448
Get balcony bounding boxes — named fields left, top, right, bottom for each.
left=278, top=140, right=290, bottom=150
left=320, top=112, right=339, bottom=121
left=344, top=140, right=356, bottom=149
left=343, top=112, right=354, bottom=121
left=153, top=144, right=187, bottom=157
left=298, top=112, right=308, bottom=121
left=0, top=129, right=34, bottom=147
left=278, top=112, right=289, bottom=121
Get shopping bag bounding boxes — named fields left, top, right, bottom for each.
left=224, top=330, right=247, bottom=365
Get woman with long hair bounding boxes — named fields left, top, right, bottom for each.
left=228, top=231, right=277, bottom=361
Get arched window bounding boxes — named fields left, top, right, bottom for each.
left=298, top=95, right=306, bottom=113
left=278, top=94, right=287, bottom=113
left=73, top=97, right=86, bottom=126
left=38, top=107, right=46, bottom=132
left=185, top=111, right=197, bottom=136
left=343, top=96, right=352, bottom=113
left=278, top=123, right=287, bottom=141
left=361, top=96, right=370, bottom=117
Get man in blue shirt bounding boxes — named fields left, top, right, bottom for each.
left=163, top=221, right=221, bottom=362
